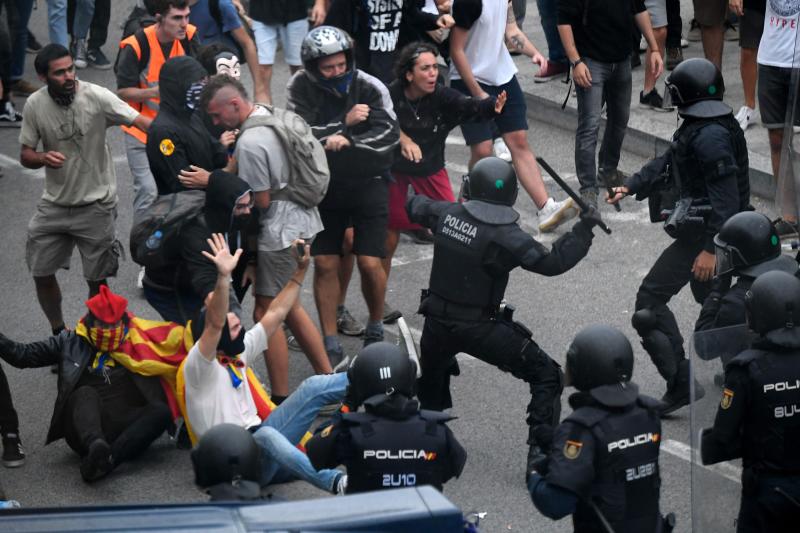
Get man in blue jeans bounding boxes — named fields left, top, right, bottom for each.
left=183, top=233, right=348, bottom=493
left=558, top=0, right=662, bottom=208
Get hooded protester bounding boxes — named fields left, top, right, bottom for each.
left=142, top=173, right=255, bottom=323
left=0, top=286, right=183, bottom=483
left=145, top=55, right=228, bottom=195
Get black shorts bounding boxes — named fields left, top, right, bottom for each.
left=739, top=9, right=764, bottom=50
left=311, top=177, right=388, bottom=258
left=758, top=64, right=800, bottom=129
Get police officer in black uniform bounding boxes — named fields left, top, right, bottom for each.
left=306, top=342, right=467, bottom=494
left=191, top=423, right=263, bottom=501
left=701, top=270, right=800, bottom=532
left=528, top=325, right=671, bottom=533
left=608, top=58, right=750, bottom=415
left=406, top=156, right=602, bottom=470
left=696, top=212, right=798, bottom=368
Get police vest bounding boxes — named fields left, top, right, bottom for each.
left=730, top=348, right=800, bottom=473
left=118, top=24, right=197, bottom=143
left=566, top=398, right=663, bottom=533
left=672, top=114, right=750, bottom=211
left=341, top=410, right=453, bottom=494
left=428, top=203, right=509, bottom=309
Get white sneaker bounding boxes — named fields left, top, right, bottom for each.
left=735, top=106, right=754, bottom=131
left=73, top=39, right=88, bottom=69
left=493, top=138, right=512, bottom=162
left=335, top=474, right=348, bottom=495
left=538, top=197, right=578, bottom=233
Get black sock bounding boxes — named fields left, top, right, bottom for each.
left=271, top=395, right=287, bottom=406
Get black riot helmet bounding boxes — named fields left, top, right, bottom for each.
left=745, top=271, right=800, bottom=341
left=300, top=25, right=355, bottom=90
left=665, top=58, right=729, bottom=118
left=460, top=157, right=519, bottom=206
left=346, top=342, right=417, bottom=407
left=714, top=212, right=798, bottom=277
left=191, top=423, right=261, bottom=488
left=566, top=325, right=634, bottom=392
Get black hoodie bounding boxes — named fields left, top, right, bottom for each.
left=146, top=56, right=228, bottom=196
left=144, top=172, right=253, bottom=311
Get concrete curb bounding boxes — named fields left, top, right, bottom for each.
left=523, top=91, right=776, bottom=201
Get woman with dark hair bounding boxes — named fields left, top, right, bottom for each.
left=382, top=41, right=505, bottom=312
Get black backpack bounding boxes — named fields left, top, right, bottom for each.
left=129, top=191, right=206, bottom=269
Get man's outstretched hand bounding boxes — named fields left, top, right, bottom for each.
left=291, top=239, right=311, bottom=271
left=202, top=233, right=242, bottom=277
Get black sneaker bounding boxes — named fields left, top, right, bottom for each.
left=86, top=48, right=112, bottom=70
left=639, top=89, right=674, bottom=112
left=80, top=439, right=114, bottom=482
left=2, top=433, right=25, bottom=468
left=0, top=101, right=22, bottom=128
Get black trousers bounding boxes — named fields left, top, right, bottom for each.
left=0, top=363, right=19, bottom=436
left=737, top=473, right=800, bottom=533
left=635, top=236, right=712, bottom=381
left=67, top=0, right=109, bottom=49
left=418, top=316, right=563, bottom=432
left=665, top=0, right=682, bottom=49
left=63, top=386, right=171, bottom=465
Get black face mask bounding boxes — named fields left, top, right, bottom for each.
left=230, top=213, right=251, bottom=232
left=218, top=321, right=246, bottom=357
left=190, top=310, right=245, bottom=356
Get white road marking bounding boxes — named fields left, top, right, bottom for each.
left=0, top=152, right=44, bottom=178
left=661, top=438, right=742, bottom=484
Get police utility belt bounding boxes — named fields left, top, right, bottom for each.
left=419, top=290, right=514, bottom=322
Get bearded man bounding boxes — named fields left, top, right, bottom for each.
left=19, top=44, right=151, bottom=339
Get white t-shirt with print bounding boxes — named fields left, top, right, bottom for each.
left=184, top=323, right=268, bottom=439
left=758, top=0, right=800, bottom=68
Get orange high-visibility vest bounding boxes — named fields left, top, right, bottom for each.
left=119, top=24, right=197, bottom=144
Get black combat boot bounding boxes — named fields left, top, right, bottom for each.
left=660, top=359, right=705, bottom=416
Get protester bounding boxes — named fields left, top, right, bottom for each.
left=20, top=44, right=150, bottom=338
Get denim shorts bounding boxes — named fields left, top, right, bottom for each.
left=450, top=75, right=528, bottom=145
left=252, top=18, right=308, bottom=66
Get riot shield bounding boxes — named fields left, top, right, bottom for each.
left=689, top=325, right=750, bottom=532
left=396, top=317, right=422, bottom=378
left=775, top=15, right=800, bottom=240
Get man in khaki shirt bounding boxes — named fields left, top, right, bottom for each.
left=19, top=44, right=150, bottom=338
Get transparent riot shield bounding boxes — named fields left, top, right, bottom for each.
left=396, top=317, right=422, bottom=378
left=775, top=20, right=800, bottom=239
left=689, top=325, right=751, bottom=532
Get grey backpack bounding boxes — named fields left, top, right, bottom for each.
left=239, top=104, right=330, bottom=208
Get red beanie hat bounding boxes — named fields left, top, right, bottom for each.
left=85, top=285, right=128, bottom=324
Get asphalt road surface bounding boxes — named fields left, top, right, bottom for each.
left=0, top=3, right=775, bottom=531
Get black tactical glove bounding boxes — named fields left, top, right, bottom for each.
left=578, top=205, right=603, bottom=228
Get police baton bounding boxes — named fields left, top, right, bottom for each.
left=536, top=157, right=612, bottom=235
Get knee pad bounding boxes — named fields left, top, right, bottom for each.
left=632, top=308, right=658, bottom=335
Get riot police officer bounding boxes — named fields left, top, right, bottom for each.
left=608, top=58, right=751, bottom=415
left=528, top=325, right=671, bottom=533
left=701, top=270, right=800, bottom=532
left=696, top=211, right=798, bottom=345
left=191, top=423, right=262, bottom=501
left=406, top=156, right=602, bottom=471
left=306, top=342, right=467, bottom=493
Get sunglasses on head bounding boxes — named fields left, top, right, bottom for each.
left=217, top=354, right=245, bottom=368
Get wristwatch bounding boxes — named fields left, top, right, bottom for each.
left=570, top=58, right=584, bottom=68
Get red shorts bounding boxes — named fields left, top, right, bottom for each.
left=388, top=168, right=456, bottom=230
